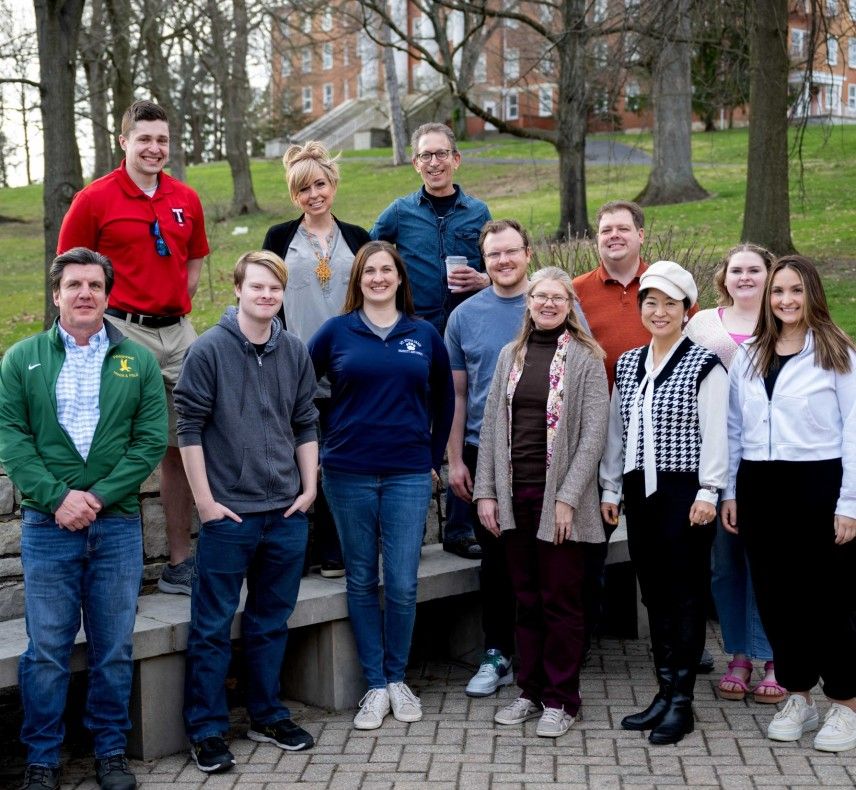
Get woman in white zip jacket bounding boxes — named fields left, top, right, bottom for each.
left=721, top=255, right=856, bottom=753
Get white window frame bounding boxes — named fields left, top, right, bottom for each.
left=302, top=47, right=312, bottom=74
left=538, top=85, right=552, bottom=117
left=343, top=79, right=350, bottom=101
left=474, top=52, right=487, bottom=83
left=303, top=15, right=312, bottom=34
left=791, top=28, right=807, bottom=59
left=323, top=42, right=333, bottom=70
left=849, top=37, right=856, bottom=68
left=323, top=82, right=333, bottom=110
left=593, top=0, right=607, bottom=22
left=827, top=0, right=839, bottom=15
left=302, top=86, right=313, bottom=113
left=322, top=9, right=333, bottom=32
left=824, top=86, right=841, bottom=112
left=828, top=36, right=838, bottom=66
left=505, top=91, right=519, bottom=120
left=280, top=55, right=292, bottom=77
left=504, top=48, right=519, bottom=81
left=625, top=79, right=641, bottom=111
left=848, top=84, right=856, bottom=109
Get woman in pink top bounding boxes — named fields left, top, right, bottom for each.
left=685, top=243, right=782, bottom=704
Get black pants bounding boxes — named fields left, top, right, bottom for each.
left=738, top=459, right=856, bottom=700
left=623, top=470, right=713, bottom=672
left=464, top=443, right=516, bottom=657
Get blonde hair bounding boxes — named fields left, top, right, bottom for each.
left=713, top=242, right=775, bottom=307
left=283, top=141, right=340, bottom=206
left=234, top=250, right=287, bottom=288
left=509, top=266, right=604, bottom=367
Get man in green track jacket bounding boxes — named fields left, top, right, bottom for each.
left=0, top=247, right=167, bottom=790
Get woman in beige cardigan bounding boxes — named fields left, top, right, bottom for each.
left=473, top=267, right=609, bottom=738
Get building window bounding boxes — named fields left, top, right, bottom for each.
left=828, top=36, right=838, bottom=66
left=323, top=42, right=333, bottom=70
left=323, top=83, right=333, bottom=110
left=303, top=15, right=312, bottom=34
left=593, top=0, right=607, bottom=22
left=343, top=80, right=350, bottom=101
left=848, top=84, right=856, bottom=109
left=505, top=91, right=519, bottom=120
left=625, top=80, right=641, bottom=112
left=594, top=40, right=609, bottom=67
left=302, top=47, right=312, bottom=73
left=538, top=85, right=552, bottom=117
left=302, top=86, right=313, bottom=113
left=827, top=0, right=839, bottom=15
left=790, top=29, right=807, bottom=59
left=280, top=55, right=292, bottom=77
left=475, top=53, right=487, bottom=83
left=343, top=43, right=349, bottom=67
left=504, top=48, right=519, bottom=81
left=849, top=37, right=856, bottom=68
left=850, top=0, right=856, bottom=18
left=824, top=86, right=840, bottom=112
left=322, top=8, right=333, bottom=32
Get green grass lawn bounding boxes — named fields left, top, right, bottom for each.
left=0, top=125, right=854, bottom=352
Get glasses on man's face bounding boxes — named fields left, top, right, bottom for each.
left=530, top=293, right=570, bottom=306
left=484, top=246, right=526, bottom=262
left=150, top=220, right=171, bottom=257
left=415, top=148, right=454, bottom=163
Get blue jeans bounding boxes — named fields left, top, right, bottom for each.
left=323, top=469, right=432, bottom=689
left=183, top=509, right=308, bottom=742
left=711, top=522, right=772, bottom=660
left=19, top=508, right=142, bottom=767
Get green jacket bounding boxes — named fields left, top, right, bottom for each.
left=0, top=320, right=167, bottom=514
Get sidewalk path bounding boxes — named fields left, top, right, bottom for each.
left=44, top=624, right=856, bottom=789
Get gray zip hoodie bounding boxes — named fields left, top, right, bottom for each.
left=174, top=306, right=318, bottom=514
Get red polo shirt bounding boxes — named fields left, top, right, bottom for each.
left=58, top=163, right=210, bottom=316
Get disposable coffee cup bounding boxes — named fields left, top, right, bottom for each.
left=445, top=256, right=469, bottom=291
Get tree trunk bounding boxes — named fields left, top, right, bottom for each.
left=105, top=0, right=133, bottom=165
left=34, top=0, right=85, bottom=327
left=635, top=0, right=709, bottom=205
left=80, top=0, right=112, bottom=178
left=206, top=0, right=259, bottom=214
left=555, top=0, right=589, bottom=239
left=741, top=0, right=794, bottom=254
left=141, top=0, right=186, bottom=182
left=380, top=17, right=407, bottom=166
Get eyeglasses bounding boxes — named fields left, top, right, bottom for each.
left=150, top=220, right=171, bottom=257
left=415, top=148, right=455, bottom=163
left=484, top=246, right=526, bottom=262
left=530, top=293, right=570, bottom=305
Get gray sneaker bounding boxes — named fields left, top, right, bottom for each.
left=158, top=558, right=193, bottom=595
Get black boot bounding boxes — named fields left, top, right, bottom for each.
left=621, top=666, right=674, bottom=731
left=649, top=667, right=695, bottom=744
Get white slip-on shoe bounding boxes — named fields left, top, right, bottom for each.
left=767, top=694, right=819, bottom=741
left=387, top=681, right=423, bottom=723
left=813, top=703, right=856, bottom=753
left=353, top=687, right=391, bottom=730
left=536, top=706, right=575, bottom=737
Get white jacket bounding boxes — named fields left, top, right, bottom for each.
left=725, top=330, right=856, bottom=518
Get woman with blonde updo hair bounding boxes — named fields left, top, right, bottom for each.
left=473, top=267, right=609, bottom=738
left=262, top=140, right=370, bottom=577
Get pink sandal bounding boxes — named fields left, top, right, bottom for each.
left=718, top=658, right=753, bottom=701
left=753, top=661, right=787, bottom=704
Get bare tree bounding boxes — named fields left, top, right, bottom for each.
left=105, top=0, right=135, bottom=164
left=740, top=0, right=794, bottom=254
left=634, top=0, right=709, bottom=205
left=380, top=12, right=407, bottom=165
left=34, top=0, right=85, bottom=326
left=79, top=0, right=114, bottom=178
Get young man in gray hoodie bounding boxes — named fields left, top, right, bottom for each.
left=174, top=251, right=319, bottom=773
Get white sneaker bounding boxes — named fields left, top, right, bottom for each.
left=387, top=681, right=423, bottom=722
left=354, top=687, right=390, bottom=730
left=536, top=706, right=575, bottom=738
left=494, top=696, right=541, bottom=725
left=813, top=703, right=856, bottom=752
left=465, top=650, right=514, bottom=697
left=767, top=694, right=819, bottom=741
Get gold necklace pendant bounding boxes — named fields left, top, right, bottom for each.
left=315, top=256, right=332, bottom=286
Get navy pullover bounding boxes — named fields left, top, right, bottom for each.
left=308, top=311, right=454, bottom=474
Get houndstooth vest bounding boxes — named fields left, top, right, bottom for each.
left=614, top=338, right=721, bottom=473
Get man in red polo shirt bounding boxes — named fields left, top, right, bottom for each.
left=58, top=100, right=210, bottom=595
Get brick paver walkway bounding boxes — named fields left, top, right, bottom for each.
left=38, top=625, right=856, bottom=790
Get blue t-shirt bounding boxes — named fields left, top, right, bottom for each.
left=445, top=288, right=527, bottom=446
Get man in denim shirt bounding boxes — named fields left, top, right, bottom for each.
left=372, top=122, right=492, bottom=560
left=371, top=122, right=492, bottom=335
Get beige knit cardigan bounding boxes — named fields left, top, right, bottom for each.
left=472, top=336, right=610, bottom=544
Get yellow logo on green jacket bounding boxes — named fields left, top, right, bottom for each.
left=112, top=354, right=139, bottom=378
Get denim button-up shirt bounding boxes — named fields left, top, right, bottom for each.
left=371, top=185, right=492, bottom=333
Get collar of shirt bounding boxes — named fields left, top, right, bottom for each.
left=597, top=259, right=647, bottom=285
left=57, top=322, right=109, bottom=354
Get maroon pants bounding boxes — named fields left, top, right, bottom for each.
left=504, top=486, right=586, bottom=714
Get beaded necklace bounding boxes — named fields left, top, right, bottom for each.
left=299, top=222, right=338, bottom=289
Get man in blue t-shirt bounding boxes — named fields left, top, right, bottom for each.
left=444, top=219, right=531, bottom=696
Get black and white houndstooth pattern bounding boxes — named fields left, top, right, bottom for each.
left=615, top=338, right=720, bottom=474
